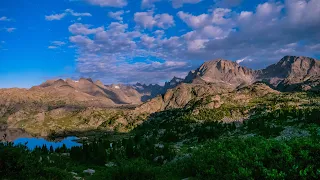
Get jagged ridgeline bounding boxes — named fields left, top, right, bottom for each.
left=0, top=56, right=320, bottom=179
left=0, top=56, right=319, bottom=136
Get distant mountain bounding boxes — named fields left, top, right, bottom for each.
left=132, top=76, right=184, bottom=101
left=183, top=56, right=319, bottom=92
left=137, top=56, right=320, bottom=114
left=1, top=55, right=319, bottom=136
left=1, top=55, right=318, bottom=111
left=164, top=76, right=184, bottom=89
left=1, top=56, right=318, bottom=112
left=184, top=59, right=257, bottom=88
left=259, top=56, right=320, bottom=91
left=36, top=78, right=143, bottom=105
left=132, top=83, right=164, bottom=102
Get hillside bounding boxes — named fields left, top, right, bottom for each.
left=1, top=56, right=320, bottom=179
left=2, top=82, right=319, bottom=179
left=260, top=56, right=320, bottom=91
left=184, top=56, right=320, bottom=91
left=184, top=59, right=257, bottom=87
left=0, top=55, right=319, bottom=137
left=137, top=56, right=319, bottom=115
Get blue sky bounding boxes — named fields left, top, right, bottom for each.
left=0, top=0, right=319, bottom=88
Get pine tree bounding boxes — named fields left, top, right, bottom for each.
left=49, top=145, right=54, bottom=153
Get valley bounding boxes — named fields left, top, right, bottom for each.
left=1, top=56, right=320, bottom=179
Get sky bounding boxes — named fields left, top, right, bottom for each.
left=0, top=0, right=319, bottom=88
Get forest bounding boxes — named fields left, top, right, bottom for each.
left=1, top=92, right=320, bottom=179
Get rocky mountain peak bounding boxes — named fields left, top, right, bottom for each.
left=184, top=58, right=256, bottom=87
left=164, top=76, right=184, bottom=89
left=95, top=80, right=105, bottom=87
left=260, top=56, right=320, bottom=88
left=79, top=78, right=94, bottom=83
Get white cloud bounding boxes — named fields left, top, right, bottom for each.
left=184, top=25, right=229, bottom=40
left=45, top=9, right=92, bottom=21
left=154, top=30, right=165, bottom=38
left=67, top=0, right=320, bottom=83
left=134, top=12, right=175, bottom=29
left=178, top=8, right=231, bottom=29
left=76, top=53, right=191, bottom=84
left=69, top=23, right=104, bottom=35
left=155, top=13, right=175, bottom=28
left=141, top=0, right=162, bottom=8
left=45, top=13, right=66, bottom=21
left=0, top=16, right=11, bottom=21
left=5, top=28, right=16, bottom=33
left=108, top=11, right=124, bottom=21
left=134, top=12, right=155, bottom=29
left=70, top=35, right=94, bottom=45
left=238, top=11, right=253, bottom=20
left=172, top=0, right=202, bottom=8
left=140, top=0, right=201, bottom=9
left=48, top=41, right=67, bottom=49
left=177, top=11, right=209, bottom=29
left=211, top=8, right=232, bottom=25
left=186, top=39, right=208, bottom=51
left=256, top=2, right=283, bottom=19
left=214, top=0, right=243, bottom=7
left=48, top=46, right=58, bottom=49
left=65, top=9, right=92, bottom=17
left=236, top=57, right=252, bottom=64
left=85, top=0, right=127, bottom=7
left=141, top=35, right=156, bottom=48
left=286, top=0, right=320, bottom=26
left=52, top=41, right=66, bottom=46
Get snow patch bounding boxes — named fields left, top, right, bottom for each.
left=134, top=85, right=144, bottom=90
left=114, top=85, right=120, bottom=89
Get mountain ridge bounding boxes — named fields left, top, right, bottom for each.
left=0, top=55, right=319, bottom=136
left=183, top=55, right=319, bottom=91
left=1, top=55, right=319, bottom=108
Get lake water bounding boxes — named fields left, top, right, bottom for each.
left=13, top=136, right=82, bottom=150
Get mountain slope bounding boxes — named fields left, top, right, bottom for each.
left=184, top=56, right=319, bottom=91
left=259, top=56, right=320, bottom=91
left=184, top=59, right=257, bottom=88
left=132, top=76, right=184, bottom=101
left=37, top=78, right=143, bottom=105
left=137, top=56, right=319, bottom=115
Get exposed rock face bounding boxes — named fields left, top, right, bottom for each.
left=136, top=56, right=319, bottom=115
left=0, top=55, right=318, bottom=136
left=163, top=76, right=184, bottom=90
left=37, top=78, right=143, bottom=105
left=184, top=56, right=320, bottom=92
left=131, top=83, right=164, bottom=102
left=132, top=76, right=184, bottom=102
left=184, top=59, right=257, bottom=88
left=0, top=125, right=32, bottom=142
left=259, top=56, right=320, bottom=91
left=134, top=82, right=233, bottom=114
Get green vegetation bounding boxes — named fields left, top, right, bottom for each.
left=1, top=92, right=320, bottom=179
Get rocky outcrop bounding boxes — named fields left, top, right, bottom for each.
left=259, top=56, right=320, bottom=91
left=132, top=77, right=184, bottom=102
left=184, top=59, right=257, bottom=88
left=184, top=56, right=319, bottom=92
left=136, top=55, right=318, bottom=115
left=134, top=82, right=233, bottom=114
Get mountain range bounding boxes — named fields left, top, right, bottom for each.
left=185, top=56, right=319, bottom=91
left=0, top=55, right=319, bottom=136
left=0, top=56, right=319, bottom=109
